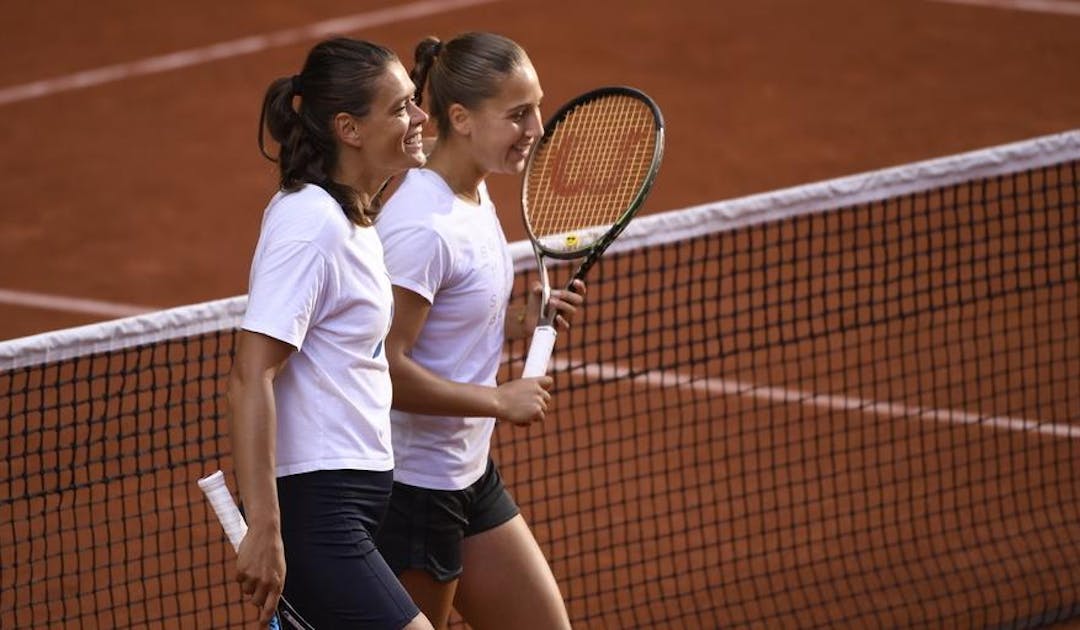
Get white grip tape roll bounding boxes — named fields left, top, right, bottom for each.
left=522, top=324, right=557, bottom=378
left=197, top=470, right=247, bottom=551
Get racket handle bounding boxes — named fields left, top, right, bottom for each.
left=522, top=324, right=557, bottom=378
left=198, top=471, right=295, bottom=630
left=198, top=470, right=248, bottom=551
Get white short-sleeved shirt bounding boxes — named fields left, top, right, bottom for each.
left=377, top=169, right=514, bottom=490
left=242, top=184, right=395, bottom=477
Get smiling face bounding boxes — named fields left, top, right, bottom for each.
left=352, top=60, right=429, bottom=183
left=458, top=60, right=544, bottom=176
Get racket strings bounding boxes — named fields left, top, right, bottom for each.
left=525, top=95, right=658, bottom=241
left=531, top=97, right=653, bottom=234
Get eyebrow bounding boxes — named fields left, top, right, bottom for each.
left=507, top=99, right=541, bottom=114
left=388, top=89, right=414, bottom=111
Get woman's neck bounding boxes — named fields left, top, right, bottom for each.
left=424, top=144, right=485, bottom=204
left=331, top=150, right=385, bottom=205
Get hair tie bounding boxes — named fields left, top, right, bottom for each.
left=291, top=74, right=304, bottom=95
left=431, top=40, right=444, bottom=58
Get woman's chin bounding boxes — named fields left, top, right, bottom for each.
left=395, top=147, right=426, bottom=170
left=502, top=155, right=528, bottom=174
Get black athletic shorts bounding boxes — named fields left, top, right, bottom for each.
left=375, top=458, right=520, bottom=582
left=276, top=469, right=420, bottom=629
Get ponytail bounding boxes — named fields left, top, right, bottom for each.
left=257, top=38, right=397, bottom=226
left=410, top=36, right=442, bottom=107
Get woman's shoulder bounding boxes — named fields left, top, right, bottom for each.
left=261, top=184, right=351, bottom=245
left=267, top=184, right=340, bottom=218
left=377, top=170, right=452, bottom=233
left=383, top=169, right=454, bottom=212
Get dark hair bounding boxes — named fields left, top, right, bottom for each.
left=410, top=32, right=528, bottom=137
left=258, top=37, right=397, bottom=226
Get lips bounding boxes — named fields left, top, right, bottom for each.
left=511, top=141, right=533, bottom=159
left=403, top=128, right=423, bottom=149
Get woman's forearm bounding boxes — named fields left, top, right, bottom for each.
left=389, top=352, right=503, bottom=418
left=227, top=370, right=281, bottom=530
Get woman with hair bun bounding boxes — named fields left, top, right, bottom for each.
left=229, top=36, right=434, bottom=630
left=375, top=32, right=580, bottom=630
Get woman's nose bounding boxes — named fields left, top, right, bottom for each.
left=526, top=108, right=543, bottom=137
left=409, top=100, right=429, bottom=125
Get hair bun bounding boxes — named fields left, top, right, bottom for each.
left=416, top=36, right=442, bottom=63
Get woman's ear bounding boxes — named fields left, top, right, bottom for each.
left=447, top=103, right=472, bottom=137
left=333, top=112, right=364, bottom=148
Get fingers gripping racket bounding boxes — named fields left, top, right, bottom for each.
left=521, top=86, right=665, bottom=378
left=198, top=471, right=315, bottom=630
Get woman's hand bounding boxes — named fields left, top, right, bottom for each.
left=235, top=522, right=286, bottom=626
left=494, top=376, right=553, bottom=426
left=546, top=278, right=586, bottom=331
left=516, top=279, right=587, bottom=337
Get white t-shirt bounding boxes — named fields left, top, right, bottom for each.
left=377, top=169, right=514, bottom=490
left=242, top=184, right=395, bottom=477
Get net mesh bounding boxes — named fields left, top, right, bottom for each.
left=2, top=131, right=1078, bottom=629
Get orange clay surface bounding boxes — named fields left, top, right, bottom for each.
left=0, top=0, right=1077, bottom=340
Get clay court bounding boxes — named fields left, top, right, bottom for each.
left=1, top=0, right=1078, bottom=338
left=1, top=0, right=1078, bottom=628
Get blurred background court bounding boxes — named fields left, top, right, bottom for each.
left=1, top=0, right=1078, bottom=628
left=0, top=0, right=1078, bottom=339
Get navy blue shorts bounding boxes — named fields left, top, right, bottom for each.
left=276, top=469, right=420, bottom=629
left=375, top=459, right=520, bottom=582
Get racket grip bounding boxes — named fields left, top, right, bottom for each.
left=522, top=324, right=557, bottom=378
left=198, top=471, right=289, bottom=630
left=198, top=470, right=247, bottom=551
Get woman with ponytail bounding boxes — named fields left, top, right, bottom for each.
left=374, top=32, right=581, bottom=630
left=228, top=37, right=433, bottom=630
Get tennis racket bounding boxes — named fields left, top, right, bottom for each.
left=198, top=470, right=316, bottom=630
left=520, top=86, right=665, bottom=377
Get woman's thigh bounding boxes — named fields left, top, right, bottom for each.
left=278, top=469, right=420, bottom=629
left=454, top=515, right=571, bottom=630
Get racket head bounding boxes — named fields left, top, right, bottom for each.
left=521, top=86, right=665, bottom=260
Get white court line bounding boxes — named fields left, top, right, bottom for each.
left=550, top=357, right=1080, bottom=439
left=928, top=0, right=1080, bottom=16
left=0, top=288, right=155, bottom=318
left=0, top=0, right=500, bottom=106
